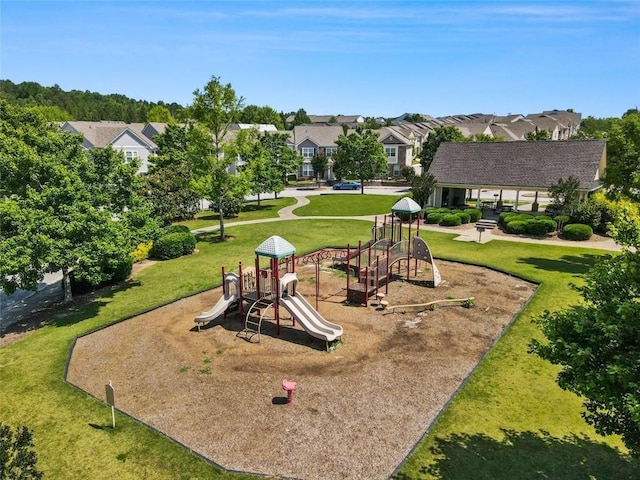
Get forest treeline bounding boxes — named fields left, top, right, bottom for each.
left=0, top=79, right=186, bottom=123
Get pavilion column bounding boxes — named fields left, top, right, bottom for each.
left=476, top=188, right=481, bottom=208
left=515, top=190, right=520, bottom=212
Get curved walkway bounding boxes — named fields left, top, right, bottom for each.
left=194, top=195, right=622, bottom=252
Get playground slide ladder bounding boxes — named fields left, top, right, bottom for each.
left=240, top=297, right=275, bottom=343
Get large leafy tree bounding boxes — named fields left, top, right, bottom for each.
left=0, top=101, right=157, bottom=302
left=189, top=76, right=248, bottom=241
left=530, top=206, right=640, bottom=455
left=259, top=132, right=302, bottom=197
left=0, top=423, right=43, bottom=480
left=410, top=173, right=437, bottom=208
left=311, top=152, right=328, bottom=182
left=291, top=108, right=311, bottom=127
left=240, top=104, right=285, bottom=130
left=334, top=130, right=387, bottom=194
left=419, top=125, right=465, bottom=171
left=146, top=104, right=175, bottom=123
left=145, top=124, right=200, bottom=225
left=603, top=112, right=640, bottom=201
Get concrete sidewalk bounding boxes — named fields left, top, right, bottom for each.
left=196, top=195, right=622, bottom=252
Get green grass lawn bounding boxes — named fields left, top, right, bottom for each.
left=294, top=193, right=405, bottom=216
left=1, top=220, right=637, bottom=479
left=174, top=197, right=296, bottom=230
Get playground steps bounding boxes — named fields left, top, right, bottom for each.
left=238, top=297, right=275, bottom=343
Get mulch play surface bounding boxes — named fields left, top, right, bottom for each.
left=67, top=260, right=535, bottom=479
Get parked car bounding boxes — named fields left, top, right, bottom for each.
left=332, top=181, right=361, bottom=190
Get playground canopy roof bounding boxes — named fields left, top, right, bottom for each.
left=392, top=197, right=422, bottom=214
left=255, top=235, right=296, bottom=259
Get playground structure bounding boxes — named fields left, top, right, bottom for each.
left=334, top=197, right=443, bottom=306
left=194, top=235, right=343, bottom=349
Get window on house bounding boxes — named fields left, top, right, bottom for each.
left=124, top=151, right=139, bottom=162
left=385, top=147, right=397, bottom=163
left=391, top=164, right=401, bottom=177
left=301, top=147, right=315, bottom=158
left=324, top=147, right=337, bottom=158
left=301, top=163, right=314, bottom=177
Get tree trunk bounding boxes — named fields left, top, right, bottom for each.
left=361, top=181, right=364, bottom=195
left=62, top=267, right=73, bottom=304
left=257, top=193, right=261, bottom=208
left=218, top=203, right=225, bottom=241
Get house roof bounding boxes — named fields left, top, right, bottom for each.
left=293, top=125, right=346, bottom=148
left=428, top=140, right=606, bottom=191
left=62, top=121, right=159, bottom=149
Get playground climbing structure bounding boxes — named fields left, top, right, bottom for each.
left=336, top=197, right=442, bottom=306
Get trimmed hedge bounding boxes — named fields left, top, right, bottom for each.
left=439, top=214, right=462, bottom=227
left=426, top=212, right=443, bottom=224
left=525, top=220, right=549, bottom=236
left=505, top=221, right=527, bottom=234
left=164, top=224, right=191, bottom=235
left=151, top=231, right=197, bottom=260
left=562, top=223, right=593, bottom=241
left=464, top=208, right=482, bottom=222
left=454, top=211, right=471, bottom=224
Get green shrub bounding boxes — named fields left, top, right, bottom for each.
left=178, top=232, right=197, bottom=255
left=525, top=220, right=550, bottom=236
left=572, top=199, right=603, bottom=231
left=151, top=233, right=186, bottom=260
left=70, top=254, right=133, bottom=295
left=464, top=208, right=482, bottom=222
left=505, top=221, right=527, bottom=234
left=562, top=223, right=593, bottom=241
left=454, top=211, right=471, bottom=224
left=164, top=224, right=191, bottom=235
left=536, top=217, right=558, bottom=233
left=499, top=212, right=519, bottom=225
left=439, top=214, right=462, bottom=227
left=438, top=207, right=452, bottom=214
left=425, top=212, right=443, bottom=224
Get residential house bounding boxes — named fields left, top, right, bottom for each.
left=376, top=126, right=415, bottom=177
left=292, top=125, right=344, bottom=180
left=60, top=121, right=162, bottom=174
left=427, top=140, right=606, bottom=209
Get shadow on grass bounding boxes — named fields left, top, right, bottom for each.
left=51, top=279, right=142, bottom=329
left=195, top=231, right=237, bottom=244
left=395, top=429, right=639, bottom=480
left=517, top=253, right=610, bottom=276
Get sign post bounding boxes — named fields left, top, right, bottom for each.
left=105, top=380, right=116, bottom=429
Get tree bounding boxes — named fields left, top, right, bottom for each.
left=0, top=423, right=43, bottom=480
left=603, top=112, right=640, bottom=201
left=0, top=101, right=157, bottom=302
left=548, top=176, right=581, bottom=215
left=259, top=132, right=301, bottom=197
left=530, top=210, right=640, bottom=455
left=419, top=126, right=465, bottom=171
left=311, top=152, right=328, bottom=182
left=189, top=76, right=247, bottom=241
left=291, top=108, right=310, bottom=126
left=334, top=130, right=387, bottom=194
left=240, top=104, right=285, bottom=130
left=410, top=173, right=437, bottom=208
left=145, top=124, right=200, bottom=225
left=146, top=105, right=175, bottom=123
left=525, top=129, right=551, bottom=141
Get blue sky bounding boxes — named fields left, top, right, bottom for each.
left=1, top=0, right=639, bottom=118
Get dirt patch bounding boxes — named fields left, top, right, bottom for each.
left=67, top=260, right=535, bottom=479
